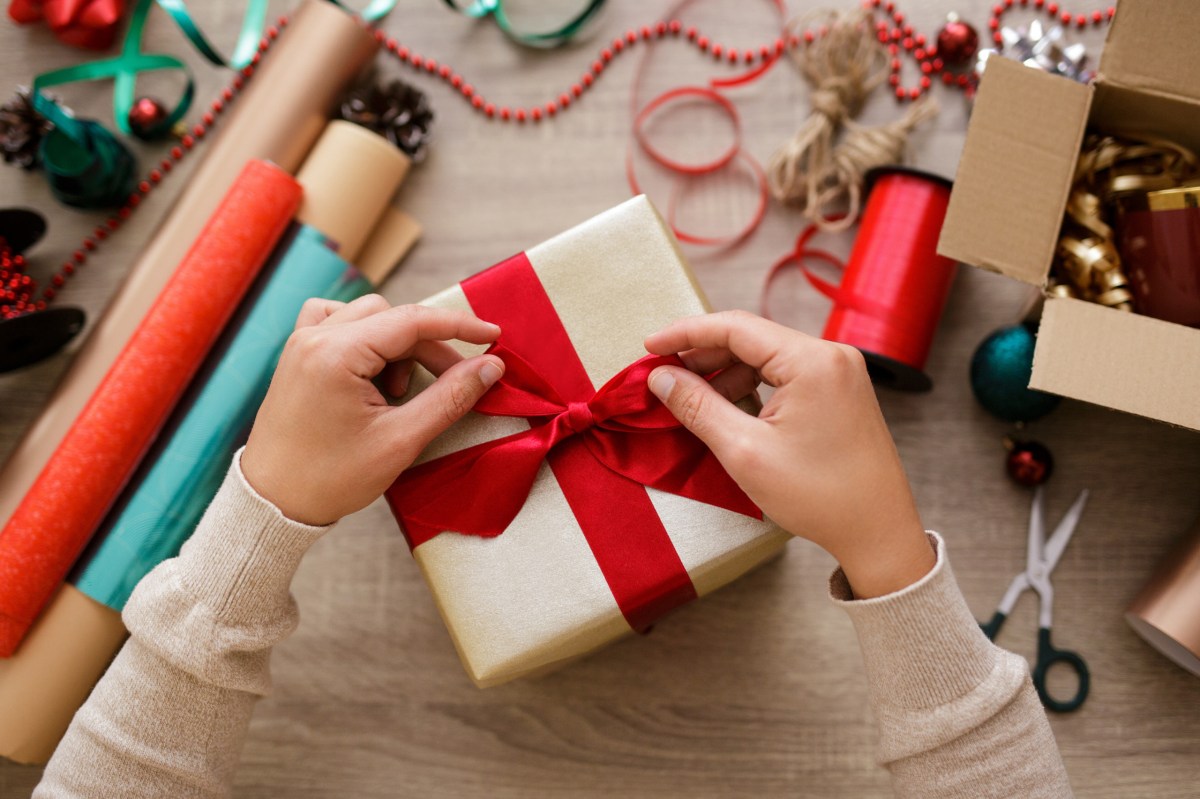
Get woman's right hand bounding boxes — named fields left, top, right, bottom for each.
left=644, top=311, right=934, bottom=599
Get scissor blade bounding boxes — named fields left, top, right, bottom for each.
left=1043, top=489, right=1089, bottom=573
left=1027, top=486, right=1046, bottom=575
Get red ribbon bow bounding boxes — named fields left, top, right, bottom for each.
left=9, top=0, right=126, bottom=50
left=385, top=252, right=761, bottom=631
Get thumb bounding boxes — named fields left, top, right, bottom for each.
left=648, top=365, right=756, bottom=456
left=389, top=354, right=505, bottom=454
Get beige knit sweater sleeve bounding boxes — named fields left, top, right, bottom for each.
left=37, top=458, right=1071, bottom=797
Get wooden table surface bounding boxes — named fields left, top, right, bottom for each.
left=2, top=1, right=1199, bottom=796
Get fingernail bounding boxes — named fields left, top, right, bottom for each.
left=479, top=359, right=503, bottom=388
left=649, top=368, right=675, bottom=400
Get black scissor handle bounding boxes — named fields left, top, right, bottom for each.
left=979, top=611, right=1007, bottom=641
left=1033, top=627, right=1090, bottom=713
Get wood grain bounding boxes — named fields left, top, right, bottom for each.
left=2, top=1, right=1200, bottom=797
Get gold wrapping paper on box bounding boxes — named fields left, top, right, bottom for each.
left=402, top=196, right=790, bottom=687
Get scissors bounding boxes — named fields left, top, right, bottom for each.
left=980, top=486, right=1091, bottom=713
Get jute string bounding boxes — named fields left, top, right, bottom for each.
left=767, top=8, right=937, bottom=231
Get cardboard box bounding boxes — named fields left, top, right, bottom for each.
left=939, top=0, right=1200, bottom=431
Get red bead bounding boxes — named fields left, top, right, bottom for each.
left=993, top=31, right=1003, bottom=44
left=1092, top=10, right=1103, bottom=22
left=920, top=76, right=932, bottom=89
left=894, top=12, right=905, bottom=24
left=669, top=20, right=682, bottom=35
left=462, top=84, right=474, bottom=97
left=988, top=18, right=1000, bottom=32
left=915, top=33, right=926, bottom=46
left=1076, top=14, right=1087, bottom=27
left=710, top=43, right=722, bottom=58
left=241, top=64, right=254, bottom=79
left=641, top=26, right=653, bottom=40
left=902, top=37, right=914, bottom=50
left=957, top=73, right=972, bottom=87
left=908, top=87, right=920, bottom=100
left=160, top=159, right=172, bottom=172
left=192, top=124, right=205, bottom=138
left=211, top=98, right=224, bottom=113
left=878, top=30, right=890, bottom=44
left=150, top=169, right=162, bottom=183
left=118, top=207, right=131, bottom=220
left=515, top=108, right=526, bottom=122
left=451, top=74, right=463, bottom=88
left=655, top=22, right=667, bottom=36
left=397, top=46, right=409, bottom=59
left=63, top=263, right=74, bottom=276
left=601, top=47, right=613, bottom=61
left=95, top=226, right=108, bottom=240
left=559, top=93, right=571, bottom=107
left=83, top=238, right=96, bottom=251
left=933, top=57, right=945, bottom=71
left=1046, top=2, right=1059, bottom=14
left=773, top=38, right=785, bottom=55
left=500, top=107, right=511, bottom=120
left=992, top=3, right=1004, bottom=14
left=42, top=289, right=55, bottom=301
left=612, top=38, right=624, bottom=53
left=182, top=134, right=195, bottom=149
left=685, top=26, right=697, bottom=41
left=232, top=76, right=244, bottom=90
left=424, top=58, right=437, bottom=72
left=222, top=88, right=234, bottom=102
left=921, top=61, right=933, bottom=74
left=409, top=52, right=422, bottom=67
left=439, top=64, right=452, bottom=78
left=51, top=274, right=64, bottom=287
left=940, top=17, right=979, bottom=64
left=888, top=43, right=899, bottom=55
left=583, top=73, right=594, bottom=87
left=914, top=48, right=926, bottom=60
left=545, top=101, right=556, bottom=115
left=532, top=106, right=544, bottom=120
left=266, top=25, right=278, bottom=39
left=138, top=180, right=151, bottom=194
left=572, top=83, right=583, bottom=97
left=888, top=74, right=901, bottom=86
left=626, top=30, right=637, bottom=44
left=1107, top=7, right=1116, bottom=19
left=471, top=95, right=483, bottom=109
left=128, top=194, right=141, bottom=207
left=895, top=86, right=906, bottom=99
left=890, top=58, right=901, bottom=70
left=697, top=36, right=709, bottom=51
left=73, top=250, right=85, bottom=264
left=1061, top=11, right=1072, bottom=24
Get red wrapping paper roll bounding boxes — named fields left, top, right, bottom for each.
left=0, top=159, right=301, bottom=656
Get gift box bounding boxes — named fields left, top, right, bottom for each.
left=939, top=0, right=1200, bottom=431
left=387, top=196, right=790, bottom=687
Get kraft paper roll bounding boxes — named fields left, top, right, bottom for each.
left=0, top=585, right=127, bottom=765
left=1126, top=517, right=1200, bottom=677
left=0, top=160, right=302, bottom=657
left=295, top=120, right=411, bottom=261
left=356, top=206, right=423, bottom=286
left=0, top=0, right=377, bottom=533
left=72, top=226, right=371, bottom=610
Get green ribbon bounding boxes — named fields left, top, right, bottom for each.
left=441, top=0, right=606, bottom=47
left=29, top=0, right=396, bottom=208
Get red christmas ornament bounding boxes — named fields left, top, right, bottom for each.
left=127, top=96, right=167, bottom=140
left=936, top=13, right=980, bottom=67
left=1005, top=440, right=1054, bottom=488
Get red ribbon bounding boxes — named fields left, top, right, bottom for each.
left=9, top=0, right=126, bottom=50
left=386, top=253, right=761, bottom=631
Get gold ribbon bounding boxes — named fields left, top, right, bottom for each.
left=1052, top=133, right=1199, bottom=311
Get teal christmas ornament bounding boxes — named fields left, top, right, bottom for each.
left=970, top=324, right=1061, bottom=422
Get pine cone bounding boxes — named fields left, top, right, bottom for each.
left=339, top=78, right=434, bottom=163
left=0, top=89, right=53, bottom=170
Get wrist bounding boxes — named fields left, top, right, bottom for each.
left=833, top=524, right=936, bottom=599
left=240, top=444, right=338, bottom=527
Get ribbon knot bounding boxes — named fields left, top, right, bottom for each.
left=565, top=401, right=594, bottom=434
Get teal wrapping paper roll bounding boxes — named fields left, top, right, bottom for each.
left=72, top=224, right=371, bottom=609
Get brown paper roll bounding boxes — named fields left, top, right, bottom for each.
left=0, top=586, right=127, bottom=764
left=296, top=121, right=411, bottom=262
left=0, top=0, right=378, bottom=529
left=355, top=207, right=422, bottom=286
left=1126, top=517, right=1200, bottom=677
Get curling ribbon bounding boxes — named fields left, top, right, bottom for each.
left=386, top=253, right=760, bottom=632
left=27, top=0, right=395, bottom=206
left=0, top=159, right=302, bottom=657
left=626, top=0, right=784, bottom=247
left=441, top=0, right=605, bottom=47
left=762, top=167, right=956, bottom=391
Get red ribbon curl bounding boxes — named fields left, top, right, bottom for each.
left=386, top=253, right=761, bottom=630
left=9, top=0, right=127, bottom=50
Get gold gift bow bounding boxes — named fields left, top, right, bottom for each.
left=1052, top=133, right=1200, bottom=310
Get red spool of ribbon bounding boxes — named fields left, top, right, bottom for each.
left=764, top=166, right=956, bottom=391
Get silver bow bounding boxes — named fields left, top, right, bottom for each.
left=975, top=19, right=1094, bottom=83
